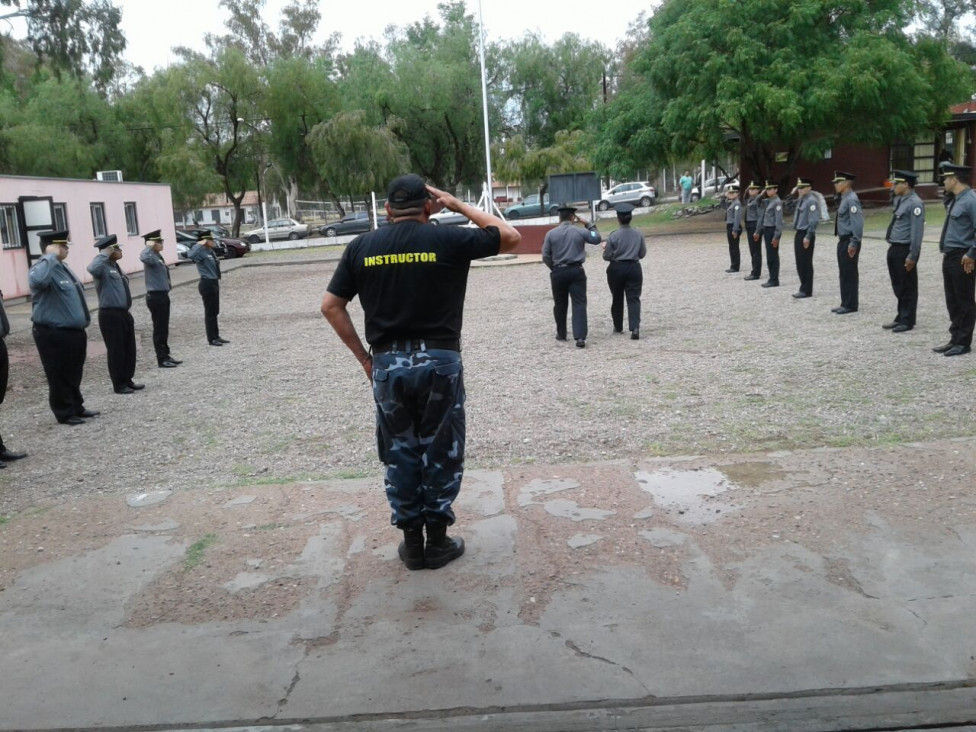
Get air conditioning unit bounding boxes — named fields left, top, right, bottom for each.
left=96, top=170, right=123, bottom=182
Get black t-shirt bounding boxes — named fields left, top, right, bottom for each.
left=326, top=220, right=501, bottom=345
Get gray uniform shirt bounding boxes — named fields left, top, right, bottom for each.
left=887, top=191, right=925, bottom=263
left=542, top=222, right=602, bottom=269
left=87, top=253, right=132, bottom=310
left=725, top=199, right=743, bottom=235
left=140, top=246, right=172, bottom=292
left=793, top=193, right=820, bottom=235
left=940, top=187, right=976, bottom=258
left=836, top=190, right=864, bottom=248
left=746, top=195, right=762, bottom=225
left=602, top=225, right=646, bottom=262
left=189, top=243, right=221, bottom=280
left=29, top=253, right=91, bottom=329
left=760, top=195, right=784, bottom=240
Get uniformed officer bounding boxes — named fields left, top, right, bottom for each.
left=760, top=181, right=783, bottom=288
left=883, top=170, right=925, bottom=333
left=88, top=234, right=144, bottom=394
left=542, top=204, right=602, bottom=348
left=139, top=229, right=182, bottom=367
left=188, top=234, right=228, bottom=346
left=933, top=163, right=975, bottom=356
left=321, top=173, right=521, bottom=570
left=831, top=171, right=864, bottom=314
left=744, top=181, right=764, bottom=280
left=29, top=230, right=99, bottom=425
left=0, top=291, right=27, bottom=463
left=791, top=178, right=820, bottom=298
left=602, top=202, right=646, bottom=339
left=724, top=184, right=742, bottom=273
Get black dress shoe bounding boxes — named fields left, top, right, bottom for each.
left=613, top=328, right=623, bottom=334
left=217, top=337, right=230, bottom=344
left=743, top=274, right=760, bottom=281
left=831, top=307, right=843, bottom=313
left=209, top=339, right=224, bottom=346
left=159, top=360, right=179, bottom=368
left=127, top=382, right=145, bottom=390
left=944, top=345, right=971, bottom=357
left=725, top=267, right=739, bottom=273
left=761, top=281, right=779, bottom=288
left=834, top=307, right=857, bottom=314
left=792, top=292, right=809, bottom=299
left=114, top=386, right=135, bottom=394
left=78, top=409, right=100, bottom=418
left=59, top=416, right=85, bottom=426
left=630, top=330, right=639, bottom=340
left=575, top=339, right=586, bottom=348
left=555, top=334, right=567, bottom=341
left=932, top=342, right=953, bottom=353
left=0, top=449, right=27, bottom=461
left=167, top=358, right=183, bottom=364
left=882, top=322, right=898, bottom=329
left=892, top=324, right=913, bottom=333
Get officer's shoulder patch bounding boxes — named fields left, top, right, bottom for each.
left=913, top=206, right=922, bottom=216
left=851, top=205, right=859, bottom=213
left=808, top=203, right=817, bottom=210
left=776, top=204, right=782, bottom=211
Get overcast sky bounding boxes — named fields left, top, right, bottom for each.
left=87, top=0, right=646, bottom=72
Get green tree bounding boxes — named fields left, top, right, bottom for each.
left=630, top=0, right=970, bottom=185
left=493, top=129, right=591, bottom=215
left=307, top=110, right=408, bottom=214
left=0, top=0, right=126, bottom=93
left=499, top=33, right=609, bottom=147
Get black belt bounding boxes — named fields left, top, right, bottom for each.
left=888, top=241, right=910, bottom=246
left=372, top=338, right=461, bottom=354
left=555, top=262, right=583, bottom=268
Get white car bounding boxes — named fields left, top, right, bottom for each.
left=691, top=176, right=738, bottom=202
left=428, top=209, right=470, bottom=226
left=596, top=182, right=657, bottom=211
left=242, top=218, right=308, bottom=243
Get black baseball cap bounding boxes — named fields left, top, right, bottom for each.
left=387, top=174, right=430, bottom=210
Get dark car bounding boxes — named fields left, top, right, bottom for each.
left=320, top=211, right=388, bottom=237
left=175, top=229, right=227, bottom=260
left=218, top=235, right=250, bottom=259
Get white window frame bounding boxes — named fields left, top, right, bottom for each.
left=90, top=202, right=107, bottom=237
left=1, top=204, right=24, bottom=250
left=124, top=202, right=139, bottom=235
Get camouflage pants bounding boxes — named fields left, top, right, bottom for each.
left=372, top=349, right=465, bottom=528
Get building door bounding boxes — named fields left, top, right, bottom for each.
left=18, top=195, right=55, bottom=266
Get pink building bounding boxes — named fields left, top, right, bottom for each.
left=1, top=175, right=178, bottom=300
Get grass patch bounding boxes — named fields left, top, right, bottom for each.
left=184, top=533, right=217, bottom=570
left=0, top=514, right=8, bottom=526
left=256, top=523, right=286, bottom=531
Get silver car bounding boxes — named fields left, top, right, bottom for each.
left=242, top=218, right=308, bottom=243
left=596, top=182, right=657, bottom=211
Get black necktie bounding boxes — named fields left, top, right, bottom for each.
left=940, top=198, right=956, bottom=252
left=885, top=197, right=899, bottom=242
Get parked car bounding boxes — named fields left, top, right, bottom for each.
left=242, top=218, right=309, bottom=243
left=319, top=211, right=388, bottom=237
left=596, top=182, right=657, bottom=211
left=428, top=208, right=469, bottom=226
left=691, top=175, right=738, bottom=202
left=219, top=235, right=250, bottom=259
left=175, top=229, right=227, bottom=261
left=505, top=194, right=557, bottom=219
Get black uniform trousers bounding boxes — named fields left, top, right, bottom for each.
left=726, top=224, right=741, bottom=271
left=794, top=229, right=815, bottom=296
left=32, top=325, right=87, bottom=422
left=606, top=260, right=642, bottom=332
left=198, top=278, right=220, bottom=342
left=550, top=264, right=587, bottom=341
left=746, top=222, right=761, bottom=278
left=145, top=291, right=172, bottom=364
left=886, top=243, right=917, bottom=328
left=836, top=235, right=859, bottom=310
left=942, top=250, right=976, bottom=348
left=763, top=226, right=779, bottom=284
left=98, top=308, right=136, bottom=390
left=0, top=337, right=7, bottom=450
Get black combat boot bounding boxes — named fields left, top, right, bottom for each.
left=397, top=526, right=426, bottom=570
left=424, top=523, right=465, bottom=569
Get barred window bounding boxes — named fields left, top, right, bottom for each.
left=91, top=202, right=107, bottom=237
left=124, top=202, right=139, bottom=235
left=1, top=204, right=23, bottom=250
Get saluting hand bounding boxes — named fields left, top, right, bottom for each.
left=426, top=184, right=462, bottom=213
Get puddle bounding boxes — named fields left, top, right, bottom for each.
left=635, top=468, right=740, bottom=525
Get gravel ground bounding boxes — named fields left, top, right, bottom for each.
left=2, top=225, right=974, bottom=515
